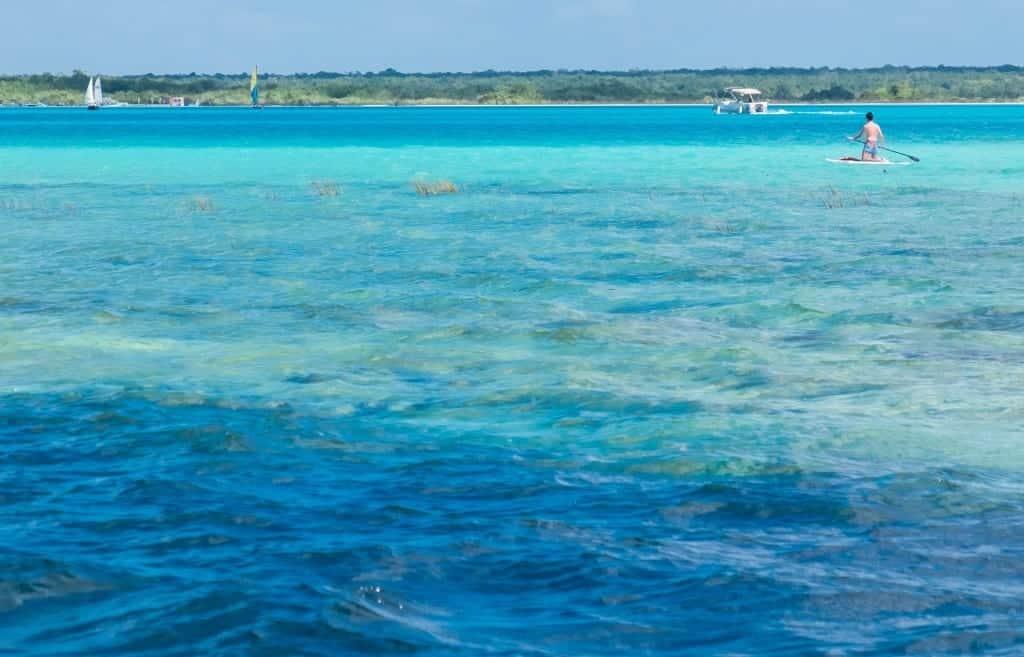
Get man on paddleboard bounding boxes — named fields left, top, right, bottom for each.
left=850, top=112, right=885, bottom=161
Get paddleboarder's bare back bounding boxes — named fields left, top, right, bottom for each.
left=850, top=112, right=885, bottom=161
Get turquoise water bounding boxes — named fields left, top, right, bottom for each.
left=2, top=105, right=1023, bottom=656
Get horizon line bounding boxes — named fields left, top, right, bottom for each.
left=4, top=63, right=1024, bottom=77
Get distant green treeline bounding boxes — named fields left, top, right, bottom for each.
left=3, top=66, right=1024, bottom=106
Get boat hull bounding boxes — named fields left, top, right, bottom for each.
left=713, top=101, right=769, bottom=114
left=87, top=105, right=99, bottom=111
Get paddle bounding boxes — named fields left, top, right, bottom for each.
left=848, top=138, right=920, bottom=162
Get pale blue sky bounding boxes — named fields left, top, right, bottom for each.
left=5, top=0, right=1022, bottom=74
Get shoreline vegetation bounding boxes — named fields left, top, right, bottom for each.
left=2, top=66, right=1024, bottom=106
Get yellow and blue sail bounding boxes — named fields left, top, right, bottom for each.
left=250, top=67, right=259, bottom=105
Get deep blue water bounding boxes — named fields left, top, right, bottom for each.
left=1, top=105, right=1023, bottom=656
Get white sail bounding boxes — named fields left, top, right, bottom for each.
left=94, top=77, right=103, bottom=105
left=85, top=77, right=95, bottom=105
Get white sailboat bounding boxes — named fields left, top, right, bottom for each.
left=85, top=76, right=102, bottom=110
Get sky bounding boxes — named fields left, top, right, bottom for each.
left=4, top=0, right=1023, bottom=74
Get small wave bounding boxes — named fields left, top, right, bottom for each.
left=935, top=307, right=1024, bottom=332
left=322, top=586, right=461, bottom=650
left=795, top=110, right=859, bottom=115
left=284, top=372, right=337, bottom=384
left=0, top=559, right=105, bottom=613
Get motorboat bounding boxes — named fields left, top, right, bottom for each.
left=713, top=87, right=768, bottom=114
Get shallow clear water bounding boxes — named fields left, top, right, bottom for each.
left=2, top=105, right=1023, bottom=656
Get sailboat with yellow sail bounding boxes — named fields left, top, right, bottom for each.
left=250, top=66, right=262, bottom=108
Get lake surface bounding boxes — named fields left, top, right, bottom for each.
left=2, top=105, right=1023, bottom=656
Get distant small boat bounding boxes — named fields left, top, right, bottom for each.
left=85, top=76, right=103, bottom=110
left=250, top=66, right=262, bottom=108
left=713, top=87, right=768, bottom=114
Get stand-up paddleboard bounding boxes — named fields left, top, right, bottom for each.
left=827, top=158, right=911, bottom=166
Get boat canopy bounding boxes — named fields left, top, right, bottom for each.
left=725, top=87, right=762, bottom=96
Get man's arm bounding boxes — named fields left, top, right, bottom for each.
left=877, top=127, right=885, bottom=144
left=850, top=126, right=865, bottom=141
